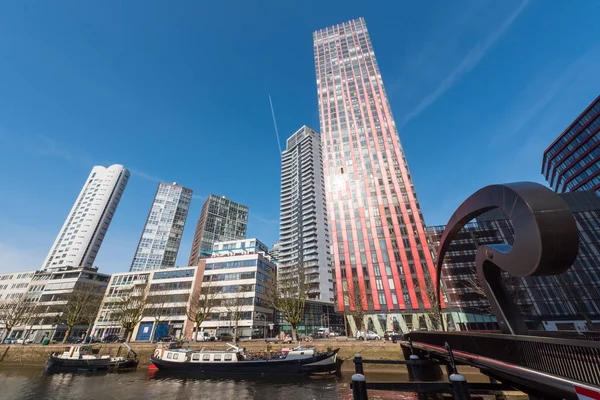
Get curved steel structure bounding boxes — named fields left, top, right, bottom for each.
left=435, top=182, right=579, bottom=334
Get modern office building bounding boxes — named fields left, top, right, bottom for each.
left=542, top=96, right=600, bottom=195
left=275, top=300, right=345, bottom=338
left=314, top=18, right=438, bottom=332
left=41, top=164, right=130, bottom=271
left=188, top=195, right=248, bottom=265
left=429, top=191, right=600, bottom=331
left=130, top=182, right=193, bottom=272
left=279, top=126, right=333, bottom=302
left=200, top=238, right=276, bottom=339
left=92, top=266, right=203, bottom=341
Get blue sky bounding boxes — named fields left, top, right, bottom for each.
left=0, top=0, right=599, bottom=274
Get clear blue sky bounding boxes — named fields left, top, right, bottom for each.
left=1, top=0, right=599, bottom=274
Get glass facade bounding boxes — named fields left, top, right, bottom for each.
left=187, top=195, right=248, bottom=265
left=429, top=191, right=600, bottom=330
left=314, top=18, right=437, bottom=313
left=542, top=96, right=600, bottom=195
left=130, top=182, right=193, bottom=272
left=275, top=300, right=345, bottom=336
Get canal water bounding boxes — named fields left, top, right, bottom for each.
left=0, top=366, right=415, bottom=400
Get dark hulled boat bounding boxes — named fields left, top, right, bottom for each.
left=150, top=344, right=342, bottom=376
left=46, top=344, right=139, bottom=372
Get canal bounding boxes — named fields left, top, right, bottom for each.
left=0, top=366, right=415, bottom=400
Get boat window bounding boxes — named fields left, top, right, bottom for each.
left=173, top=353, right=179, bottom=360
left=213, top=355, right=221, bottom=361
left=224, top=354, right=232, bottom=361
left=166, top=353, right=173, bottom=359
left=192, top=354, right=201, bottom=361
left=203, top=354, right=211, bottom=361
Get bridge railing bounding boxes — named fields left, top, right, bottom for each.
left=405, top=331, right=600, bottom=387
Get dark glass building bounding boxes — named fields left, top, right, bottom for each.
left=428, top=191, right=600, bottom=331
left=187, top=195, right=248, bottom=265
left=275, top=300, right=345, bottom=337
left=542, top=96, right=600, bottom=194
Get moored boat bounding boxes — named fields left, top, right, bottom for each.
left=150, top=343, right=342, bottom=376
left=46, top=344, right=139, bottom=372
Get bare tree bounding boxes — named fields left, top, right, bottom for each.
left=146, top=291, right=173, bottom=343
left=346, top=280, right=367, bottom=336
left=224, top=286, right=251, bottom=344
left=186, top=284, right=217, bottom=342
left=268, top=264, right=308, bottom=341
left=61, top=283, right=105, bottom=343
left=423, top=277, right=444, bottom=331
left=22, top=305, right=43, bottom=344
left=113, top=284, right=149, bottom=342
left=0, top=295, right=30, bottom=342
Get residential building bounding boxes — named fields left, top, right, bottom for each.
left=200, top=238, right=276, bottom=339
left=268, top=242, right=281, bottom=264
left=187, top=195, right=248, bottom=265
left=428, top=191, right=600, bottom=331
left=130, top=182, right=193, bottom=272
left=20, top=267, right=109, bottom=343
left=314, top=18, right=438, bottom=333
left=0, top=271, right=36, bottom=340
left=92, top=266, right=203, bottom=341
left=542, top=95, right=600, bottom=195
left=279, top=126, right=333, bottom=302
left=41, top=164, right=130, bottom=271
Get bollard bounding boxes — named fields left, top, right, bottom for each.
left=408, top=354, right=423, bottom=381
left=354, top=353, right=364, bottom=375
left=351, top=373, right=368, bottom=400
left=450, top=373, right=471, bottom=400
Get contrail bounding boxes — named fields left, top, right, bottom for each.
left=268, top=94, right=283, bottom=156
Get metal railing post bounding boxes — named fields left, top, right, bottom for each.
left=352, top=373, right=368, bottom=400
left=450, top=373, right=471, bottom=400
left=354, top=353, right=364, bottom=375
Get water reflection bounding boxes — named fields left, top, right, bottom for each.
left=0, top=366, right=413, bottom=400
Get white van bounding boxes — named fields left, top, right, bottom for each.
left=196, top=331, right=216, bottom=342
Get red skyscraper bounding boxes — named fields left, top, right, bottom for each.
left=314, top=18, right=440, bottom=331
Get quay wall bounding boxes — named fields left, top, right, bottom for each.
left=0, top=340, right=403, bottom=368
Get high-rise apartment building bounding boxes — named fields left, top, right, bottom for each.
left=187, top=195, right=248, bottom=265
left=542, top=95, right=600, bottom=195
left=314, top=18, right=438, bottom=331
left=130, top=182, right=193, bottom=272
left=41, top=165, right=130, bottom=271
left=279, top=126, right=333, bottom=302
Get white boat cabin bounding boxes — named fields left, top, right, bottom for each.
left=154, top=346, right=316, bottom=363
left=58, top=345, right=109, bottom=360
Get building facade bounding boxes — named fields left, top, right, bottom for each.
left=279, top=126, right=333, bottom=302
left=93, top=266, right=203, bottom=341
left=41, top=164, right=130, bottom=271
left=0, top=271, right=37, bottom=340
left=130, top=182, right=193, bottom=272
left=188, top=195, right=248, bottom=265
left=313, top=18, right=438, bottom=332
left=542, top=96, right=600, bottom=195
left=268, top=242, right=281, bottom=264
left=275, top=300, right=345, bottom=338
left=429, top=191, right=600, bottom=331
left=19, top=267, right=109, bottom=343
left=200, top=238, right=276, bottom=339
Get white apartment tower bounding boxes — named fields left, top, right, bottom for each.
left=41, top=164, right=130, bottom=271
left=130, top=182, right=193, bottom=272
left=279, top=126, right=333, bottom=302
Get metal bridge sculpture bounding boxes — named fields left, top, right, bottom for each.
left=434, top=182, right=579, bottom=335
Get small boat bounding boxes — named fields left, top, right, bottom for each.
left=150, top=343, right=342, bottom=376
left=46, top=344, right=139, bottom=372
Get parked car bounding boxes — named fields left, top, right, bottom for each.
left=216, top=332, right=235, bottom=342
left=384, top=331, right=401, bottom=342
left=15, top=338, right=33, bottom=344
left=282, top=334, right=293, bottom=344
left=356, top=330, right=381, bottom=340
left=65, top=336, right=84, bottom=344
left=3, top=338, right=16, bottom=344
left=102, top=334, right=124, bottom=343
left=197, top=331, right=216, bottom=342
left=157, top=335, right=174, bottom=343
